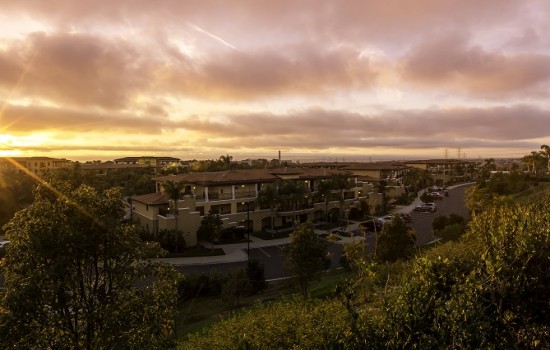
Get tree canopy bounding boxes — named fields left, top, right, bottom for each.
left=0, top=182, right=179, bottom=349
left=375, top=216, right=416, bottom=262
left=283, top=223, right=328, bottom=297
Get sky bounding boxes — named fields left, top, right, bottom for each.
left=0, top=0, right=549, bottom=162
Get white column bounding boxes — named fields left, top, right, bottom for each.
left=205, top=187, right=209, bottom=202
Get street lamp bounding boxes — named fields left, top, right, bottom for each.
left=243, top=201, right=251, bottom=264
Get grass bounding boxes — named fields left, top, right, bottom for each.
left=176, top=268, right=354, bottom=339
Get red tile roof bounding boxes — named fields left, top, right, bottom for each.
left=130, top=192, right=168, bottom=205
left=153, top=168, right=351, bottom=185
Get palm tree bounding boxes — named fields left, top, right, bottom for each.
left=316, top=179, right=333, bottom=225
left=219, top=154, right=233, bottom=170
left=541, top=144, right=550, bottom=174
left=256, top=182, right=280, bottom=233
left=521, top=153, right=534, bottom=174
left=161, top=180, right=186, bottom=253
left=330, top=174, right=351, bottom=226
left=279, top=180, right=306, bottom=225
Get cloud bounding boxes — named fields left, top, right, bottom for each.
left=0, top=0, right=528, bottom=47
left=179, top=104, right=550, bottom=150
left=1, top=104, right=164, bottom=133
left=0, top=0, right=549, bottom=160
left=0, top=32, right=152, bottom=109
left=401, top=33, right=550, bottom=97
left=161, top=44, right=378, bottom=100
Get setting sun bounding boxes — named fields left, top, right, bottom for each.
left=0, top=133, right=51, bottom=157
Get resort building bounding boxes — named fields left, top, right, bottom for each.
left=113, top=156, right=183, bottom=166
left=130, top=168, right=385, bottom=246
left=404, top=159, right=477, bottom=184
left=0, top=157, right=72, bottom=174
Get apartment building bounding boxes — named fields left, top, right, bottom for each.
left=405, top=159, right=477, bottom=184
left=114, top=156, right=182, bottom=166
left=130, top=168, right=383, bottom=246
left=0, top=157, right=71, bottom=174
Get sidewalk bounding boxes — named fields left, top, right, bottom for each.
left=159, top=183, right=473, bottom=266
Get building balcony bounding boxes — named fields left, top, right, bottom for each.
left=277, top=205, right=315, bottom=216
left=234, top=191, right=257, bottom=199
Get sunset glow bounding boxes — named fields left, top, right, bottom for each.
left=1, top=1, right=549, bottom=161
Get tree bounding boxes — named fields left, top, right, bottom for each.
left=0, top=183, right=179, bottom=349
left=316, top=179, right=334, bottom=224
left=197, top=212, right=224, bottom=251
left=218, top=154, right=233, bottom=170
left=161, top=180, right=186, bottom=253
left=382, top=194, right=550, bottom=348
left=541, top=144, right=550, bottom=173
left=256, top=182, right=280, bottom=232
left=283, top=223, right=328, bottom=297
left=279, top=180, right=306, bottom=225
left=0, top=169, right=35, bottom=233
left=331, top=174, right=351, bottom=225
left=375, top=216, right=415, bottom=262
left=432, top=214, right=467, bottom=242
left=246, top=259, right=267, bottom=294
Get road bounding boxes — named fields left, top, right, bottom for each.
left=177, top=184, right=472, bottom=280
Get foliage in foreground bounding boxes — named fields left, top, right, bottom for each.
left=180, top=194, right=550, bottom=349
left=0, top=182, right=179, bottom=349
left=180, top=298, right=352, bottom=350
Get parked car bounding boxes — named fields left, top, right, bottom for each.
left=397, top=212, right=413, bottom=222
left=381, top=213, right=411, bottom=223
left=359, top=220, right=383, bottom=232
left=413, top=203, right=437, bottom=213
left=332, top=229, right=352, bottom=237
left=429, top=192, right=445, bottom=200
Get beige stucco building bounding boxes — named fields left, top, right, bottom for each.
left=130, top=168, right=385, bottom=246
left=0, top=157, right=71, bottom=174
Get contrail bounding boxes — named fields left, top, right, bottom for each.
left=187, top=22, right=241, bottom=51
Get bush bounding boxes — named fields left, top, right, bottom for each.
left=432, top=214, right=467, bottom=242
left=220, top=226, right=247, bottom=242
left=139, top=228, right=185, bottom=253
left=246, top=259, right=267, bottom=294
left=221, top=268, right=252, bottom=307
left=177, top=271, right=225, bottom=302
left=437, top=223, right=466, bottom=242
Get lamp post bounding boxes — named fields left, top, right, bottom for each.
left=246, top=201, right=251, bottom=264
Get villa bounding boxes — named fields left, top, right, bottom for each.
left=130, top=167, right=387, bottom=246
